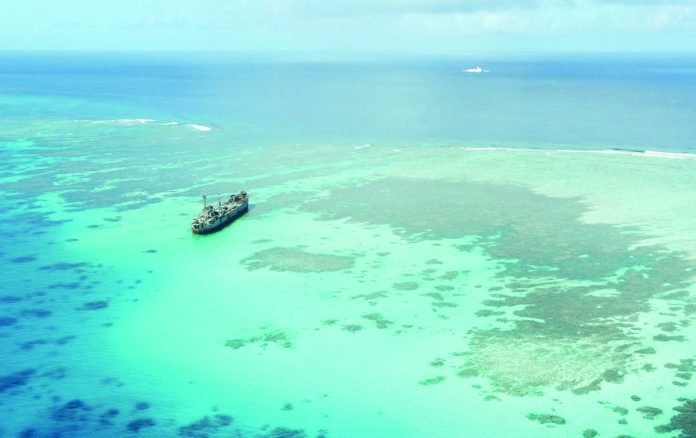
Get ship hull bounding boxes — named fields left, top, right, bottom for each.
left=192, top=202, right=248, bottom=235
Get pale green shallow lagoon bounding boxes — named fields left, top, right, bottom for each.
left=3, top=118, right=696, bottom=437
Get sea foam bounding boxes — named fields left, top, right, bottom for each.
left=556, top=149, right=696, bottom=159
left=460, top=146, right=696, bottom=160
left=80, top=118, right=156, bottom=125
left=189, top=124, right=212, bottom=132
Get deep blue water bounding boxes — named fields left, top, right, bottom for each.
left=2, top=52, right=696, bottom=151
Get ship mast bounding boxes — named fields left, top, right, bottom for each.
left=202, top=194, right=208, bottom=207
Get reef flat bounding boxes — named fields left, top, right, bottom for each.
left=3, top=112, right=696, bottom=437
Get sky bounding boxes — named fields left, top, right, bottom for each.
left=2, top=0, right=696, bottom=53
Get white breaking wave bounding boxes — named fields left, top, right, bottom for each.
left=85, top=118, right=156, bottom=125
left=460, top=146, right=514, bottom=151
left=458, top=146, right=696, bottom=160
left=555, top=149, right=696, bottom=159
left=189, top=124, right=212, bottom=132
left=643, top=150, right=696, bottom=159
left=74, top=119, right=215, bottom=131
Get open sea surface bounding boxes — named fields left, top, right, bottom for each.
left=2, top=52, right=696, bottom=437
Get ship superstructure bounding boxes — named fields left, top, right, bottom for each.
left=191, top=191, right=248, bottom=234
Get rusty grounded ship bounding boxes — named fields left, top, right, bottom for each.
left=191, top=191, right=248, bottom=234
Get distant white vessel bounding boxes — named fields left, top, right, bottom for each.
left=463, top=66, right=489, bottom=73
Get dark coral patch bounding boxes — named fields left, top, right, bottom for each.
left=342, top=324, right=363, bottom=333
left=127, top=418, right=156, bottom=433
left=179, top=414, right=233, bottom=437
left=52, top=399, right=91, bottom=421
left=55, top=335, right=76, bottom=345
left=362, top=313, right=393, bottom=329
left=22, top=309, right=52, bottom=318
left=224, top=339, right=246, bottom=349
left=81, top=301, right=108, bottom=310
left=352, top=291, right=387, bottom=302
left=41, top=367, right=67, bottom=380
left=39, top=262, right=87, bottom=271
left=305, top=178, right=695, bottom=396
left=10, top=255, right=37, bottom=263
left=654, top=334, right=686, bottom=342
left=419, top=376, right=446, bottom=386
left=526, top=413, right=566, bottom=426
left=100, top=408, right=120, bottom=426
left=265, top=427, right=307, bottom=438
left=0, top=316, right=17, bottom=327
left=21, top=339, right=48, bottom=350
left=393, top=282, right=419, bottom=290
left=48, top=282, right=82, bottom=290
left=474, top=309, right=504, bottom=317
left=19, top=428, right=38, bottom=437
left=655, top=398, right=696, bottom=436
left=637, top=406, right=663, bottom=419
left=242, top=247, right=354, bottom=273
left=430, top=358, right=445, bottom=367
left=252, top=239, right=273, bottom=244
left=225, top=330, right=292, bottom=349
left=657, top=322, right=679, bottom=332
left=0, top=369, right=35, bottom=393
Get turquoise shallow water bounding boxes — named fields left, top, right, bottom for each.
left=2, top=53, right=696, bottom=437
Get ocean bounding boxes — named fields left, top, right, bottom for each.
left=1, top=52, right=696, bottom=437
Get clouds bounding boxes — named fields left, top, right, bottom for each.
left=1, top=0, right=695, bottom=52
left=592, top=0, right=696, bottom=4
left=261, top=0, right=543, bottom=16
